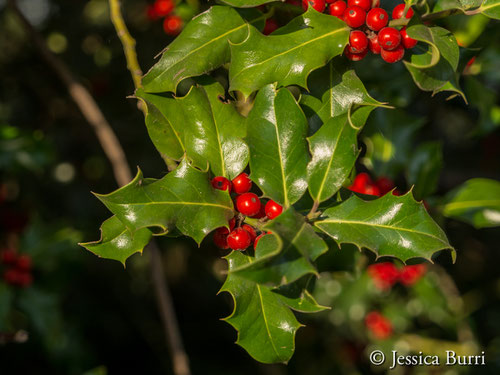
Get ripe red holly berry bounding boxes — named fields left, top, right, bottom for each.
left=163, top=15, right=183, bottom=35
left=363, top=185, right=381, bottom=196
left=400, top=27, right=418, bottom=49
left=236, top=193, right=261, bottom=217
left=399, top=264, right=427, bottom=286
left=368, top=33, right=381, bottom=54
left=211, top=176, right=231, bottom=192
left=329, top=0, right=347, bottom=18
left=265, top=200, right=283, bottom=220
left=17, top=272, right=32, bottom=288
left=1, top=249, right=17, bottom=265
left=231, top=173, right=252, bottom=194
left=392, top=3, right=414, bottom=19
left=4, top=269, right=20, bottom=285
left=146, top=4, right=160, bottom=21
left=263, top=18, right=279, bottom=35
left=345, top=46, right=368, bottom=61
left=302, top=0, right=326, bottom=12
left=229, top=217, right=236, bottom=231
left=368, top=262, right=400, bottom=289
left=347, top=0, right=371, bottom=12
left=366, top=8, right=388, bottom=31
left=16, top=255, right=31, bottom=271
left=365, top=311, right=393, bottom=339
left=154, top=0, right=174, bottom=17
left=227, top=228, right=252, bottom=250
left=343, top=6, right=366, bottom=28
left=213, top=227, right=230, bottom=249
left=242, top=224, right=257, bottom=242
left=349, top=30, right=368, bottom=53
left=375, top=176, right=395, bottom=195
left=378, top=27, right=401, bottom=51
left=381, top=44, right=405, bottom=63
left=251, top=203, right=267, bottom=218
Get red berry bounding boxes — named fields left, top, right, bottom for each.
left=16, top=255, right=31, bottom=271
left=378, top=27, right=401, bottom=51
left=231, top=173, right=252, bottom=194
left=348, top=173, right=372, bottom=193
left=17, top=272, right=32, bottom=288
left=242, top=224, right=257, bottom=242
left=227, top=228, right=252, bottom=250
left=265, top=200, right=283, bottom=220
left=365, top=311, right=393, bottom=339
left=375, top=177, right=394, bottom=195
left=163, top=15, right=183, bottom=35
left=366, top=8, right=388, bottom=31
left=368, top=262, right=400, bottom=290
left=154, top=0, right=174, bottom=17
left=329, top=0, right=347, bottom=18
left=213, top=227, right=230, bottom=249
left=400, top=27, right=418, bottom=49
left=1, top=249, right=17, bottom=265
left=211, top=176, right=231, bottom=192
left=347, top=0, right=371, bottom=12
left=362, top=185, right=381, bottom=196
left=236, top=193, right=261, bottom=217
left=392, top=3, right=414, bottom=19
left=349, top=30, right=368, bottom=53
left=146, top=4, right=160, bottom=21
left=4, top=269, right=20, bottom=285
left=343, top=6, right=366, bottom=28
left=302, top=0, right=326, bottom=12
left=368, top=33, right=381, bottom=54
left=381, top=44, right=405, bottom=63
left=344, top=47, right=368, bottom=61
left=263, top=19, right=279, bottom=35
left=399, top=264, right=427, bottom=286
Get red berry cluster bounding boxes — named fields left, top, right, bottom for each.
left=368, top=262, right=427, bottom=290
left=348, top=173, right=401, bottom=197
left=211, top=173, right=283, bottom=251
left=1, top=248, right=33, bottom=288
left=365, top=311, right=393, bottom=339
left=302, top=0, right=418, bottom=63
left=146, top=0, right=183, bottom=35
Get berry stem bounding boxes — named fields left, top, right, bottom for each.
left=306, top=200, right=321, bottom=221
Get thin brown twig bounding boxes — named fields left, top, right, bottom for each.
left=8, top=2, right=191, bottom=375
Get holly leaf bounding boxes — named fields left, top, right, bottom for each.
left=220, top=251, right=302, bottom=364
left=142, top=6, right=265, bottom=93
left=221, top=0, right=283, bottom=7
left=246, top=84, right=310, bottom=206
left=315, top=192, right=455, bottom=262
left=229, top=8, right=349, bottom=97
left=272, top=276, right=329, bottom=313
left=230, top=208, right=328, bottom=286
left=480, top=0, right=500, bottom=19
left=407, top=141, right=443, bottom=200
left=404, top=24, right=465, bottom=100
left=443, top=178, right=500, bottom=228
left=80, top=216, right=152, bottom=265
left=95, top=159, right=234, bottom=244
left=307, top=114, right=360, bottom=204
left=137, top=80, right=249, bottom=179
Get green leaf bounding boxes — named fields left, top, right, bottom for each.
left=443, top=178, right=500, bottom=228
left=246, top=84, right=310, bottom=206
left=221, top=0, right=282, bottom=7
left=272, top=276, right=329, bottom=313
left=229, top=9, right=349, bottom=97
left=315, top=192, right=455, bottom=262
left=95, top=159, right=234, bottom=244
left=230, top=208, right=328, bottom=286
left=142, top=6, right=265, bottom=93
left=480, top=0, right=500, bottom=19
left=80, top=216, right=152, bottom=265
left=307, top=114, right=360, bottom=203
left=404, top=24, right=465, bottom=99
left=407, top=142, right=443, bottom=200
left=220, top=251, right=302, bottom=364
left=137, top=80, right=249, bottom=179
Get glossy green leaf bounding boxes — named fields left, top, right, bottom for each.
left=95, top=159, right=234, bottom=244
left=246, top=84, right=310, bottom=206
left=407, top=142, right=443, bottom=200
left=220, top=251, right=302, bottom=364
left=272, top=276, right=329, bottom=313
left=221, top=0, right=282, bottom=7
left=229, top=9, right=349, bottom=97
left=80, top=216, right=152, bottom=265
left=404, top=25, right=465, bottom=99
left=230, top=208, right=328, bottom=286
left=315, top=192, right=455, bottom=262
left=443, top=178, right=500, bottom=228
left=142, top=6, right=265, bottom=93
left=137, top=80, right=249, bottom=179
left=480, top=0, right=500, bottom=19
left=307, top=114, right=360, bottom=203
